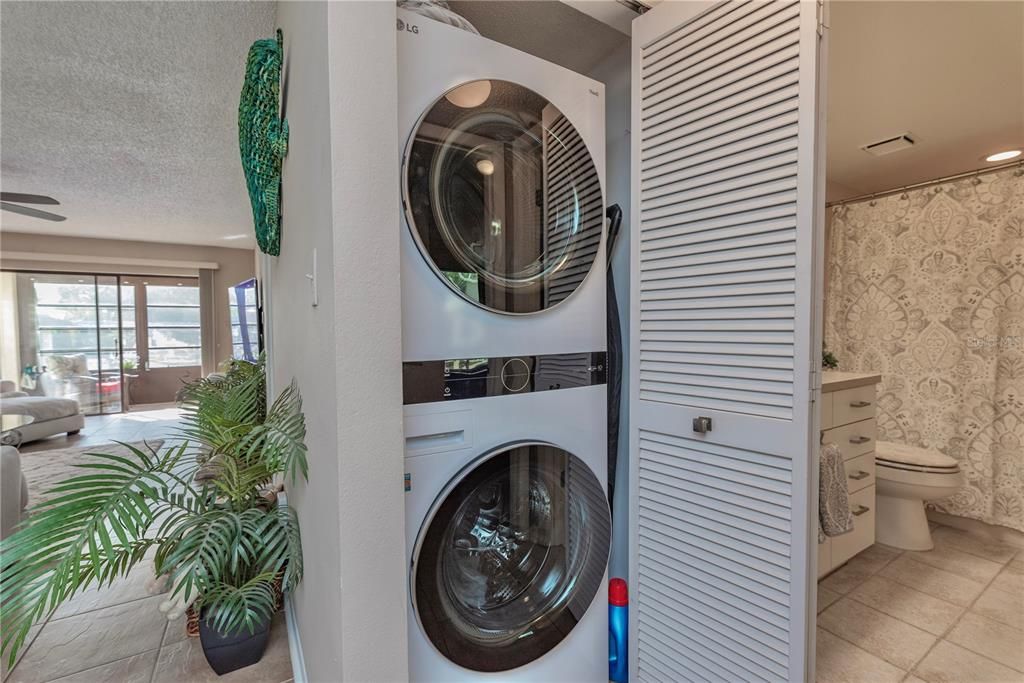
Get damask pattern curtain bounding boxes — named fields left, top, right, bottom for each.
left=825, top=166, right=1024, bottom=531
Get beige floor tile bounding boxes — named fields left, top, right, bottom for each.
left=818, top=585, right=842, bottom=614
left=903, top=676, right=928, bottom=683
left=913, top=640, right=1021, bottom=683
left=8, top=595, right=167, bottom=683
left=1, top=622, right=44, bottom=682
left=849, top=576, right=964, bottom=636
left=819, top=598, right=936, bottom=671
left=815, top=628, right=905, bottom=683
left=972, top=584, right=1024, bottom=631
left=820, top=545, right=898, bottom=593
left=162, top=613, right=191, bottom=647
left=879, top=556, right=986, bottom=607
left=946, top=612, right=1024, bottom=673
left=53, top=560, right=164, bottom=620
left=908, top=545, right=1005, bottom=585
left=990, top=561, right=1023, bottom=596
left=46, top=650, right=158, bottom=683
left=931, top=527, right=1019, bottom=564
left=151, top=613, right=291, bottom=683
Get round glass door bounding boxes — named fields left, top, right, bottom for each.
left=412, top=443, right=611, bottom=672
left=404, top=80, right=604, bottom=314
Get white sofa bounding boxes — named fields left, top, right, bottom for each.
left=1, top=445, right=29, bottom=540
left=1, top=380, right=85, bottom=444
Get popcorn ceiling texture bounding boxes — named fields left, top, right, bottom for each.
left=1, top=1, right=275, bottom=247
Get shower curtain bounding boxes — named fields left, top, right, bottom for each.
left=825, top=166, right=1024, bottom=531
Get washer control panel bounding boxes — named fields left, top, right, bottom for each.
left=403, top=352, right=606, bottom=405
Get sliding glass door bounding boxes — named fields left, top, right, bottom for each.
left=2, top=272, right=132, bottom=415
left=0, top=271, right=202, bottom=415
left=125, top=276, right=202, bottom=404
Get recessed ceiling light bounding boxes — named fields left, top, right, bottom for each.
left=986, top=149, right=1021, bottom=162
left=445, top=80, right=491, bottom=108
left=476, top=159, right=495, bottom=176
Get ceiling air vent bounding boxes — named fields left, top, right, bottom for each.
left=861, top=134, right=915, bottom=157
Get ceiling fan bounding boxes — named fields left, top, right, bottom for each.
left=1, top=192, right=66, bottom=222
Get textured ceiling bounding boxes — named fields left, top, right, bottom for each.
left=0, top=1, right=275, bottom=247
left=448, top=1, right=629, bottom=76
left=826, top=1, right=1023, bottom=202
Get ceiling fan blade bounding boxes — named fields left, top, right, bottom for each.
left=1, top=202, right=66, bottom=221
left=0, top=192, right=59, bottom=205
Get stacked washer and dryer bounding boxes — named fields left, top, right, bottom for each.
left=397, top=10, right=612, bottom=682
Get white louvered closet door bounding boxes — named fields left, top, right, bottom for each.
left=629, top=1, right=825, bottom=681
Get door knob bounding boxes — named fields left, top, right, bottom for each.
left=692, top=416, right=713, bottom=434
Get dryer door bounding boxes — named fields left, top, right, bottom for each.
left=404, top=80, right=603, bottom=314
left=412, top=443, right=610, bottom=672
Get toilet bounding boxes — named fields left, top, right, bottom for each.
left=874, top=441, right=964, bottom=550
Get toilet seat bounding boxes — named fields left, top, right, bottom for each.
left=875, top=441, right=960, bottom=474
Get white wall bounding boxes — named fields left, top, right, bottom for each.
left=588, top=41, right=631, bottom=581
left=269, top=2, right=407, bottom=681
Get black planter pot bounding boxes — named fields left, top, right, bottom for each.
left=198, top=610, right=272, bottom=675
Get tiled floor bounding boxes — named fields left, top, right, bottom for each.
left=817, top=524, right=1024, bottom=683
left=4, top=406, right=293, bottom=683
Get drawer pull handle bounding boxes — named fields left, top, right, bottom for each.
left=850, top=400, right=872, bottom=408
left=852, top=504, right=870, bottom=516
left=849, top=435, right=872, bottom=444
left=849, top=470, right=870, bottom=480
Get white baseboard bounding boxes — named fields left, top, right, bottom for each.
left=285, top=592, right=308, bottom=683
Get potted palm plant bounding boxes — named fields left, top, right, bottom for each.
left=0, top=356, right=307, bottom=675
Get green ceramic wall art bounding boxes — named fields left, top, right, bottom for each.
left=239, top=29, right=288, bottom=256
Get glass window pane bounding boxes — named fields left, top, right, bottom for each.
left=98, top=306, right=134, bottom=325
left=38, top=329, right=99, bottom=352
left=35, top=306, right=98, bottom=327
left=32, top=281, right=96, bottom=305
left=146, top=285, right=199, bottom=306
left=231, top=325, right=260, bottom=344
left=148, top=327, right=201, bottom=348
left=146, top=306, right=200, bottom=326
left=149, top=348, right=201, bottom=368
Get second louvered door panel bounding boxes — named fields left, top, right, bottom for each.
left=630, top=1, right=823, bottom=681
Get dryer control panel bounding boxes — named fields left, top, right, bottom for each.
left=402, top=352, right=606, bottom=405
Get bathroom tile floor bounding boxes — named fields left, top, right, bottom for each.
left=3, top=407, right=294, bottom=683
left=817, top=524, right=1024, bottom=683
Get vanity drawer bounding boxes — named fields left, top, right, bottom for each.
left=845, top=452, right=875, bottom=493
left=832, top=486, right=875, bottom=567
left=832, top=384, right=877, bottom=427
left=819, top=392, right=835, bottom=430
left=822, top=418, right=877, bottom=460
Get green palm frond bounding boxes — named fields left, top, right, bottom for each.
left=201, top=572, right=279, bottom=635
left=2, top=355, right=308, bottom=664
left=0, top=442, right=200, bottom=665
left=240, top=379, right=307, bottom=483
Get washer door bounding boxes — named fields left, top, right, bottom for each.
left=404, top=79, right=603, bottom=314
left=412, top=443, right=610, bottom=672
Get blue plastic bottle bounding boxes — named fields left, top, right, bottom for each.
left=609, top=578, right=628, bottom=683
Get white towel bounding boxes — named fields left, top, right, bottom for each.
left=819, top=442, right=854, bottom=543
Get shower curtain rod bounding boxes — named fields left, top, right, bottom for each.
left=826, top=159, right=1023, bottom=208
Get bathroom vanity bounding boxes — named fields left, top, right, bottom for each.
left=818, top=371, right=881, bottom=578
